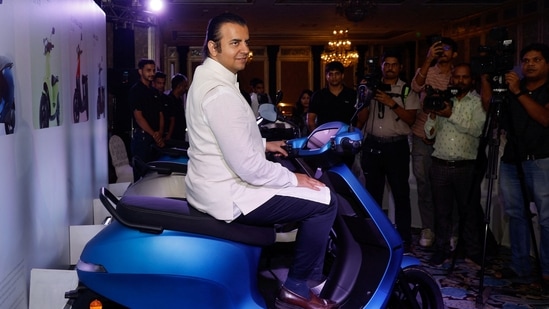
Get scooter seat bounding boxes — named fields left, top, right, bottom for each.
left=116, top=194, right=276, bottom=247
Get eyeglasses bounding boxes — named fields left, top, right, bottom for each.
left=442, top=45, right=452, bottom=51
left=521, top=57, right=545, bottom=64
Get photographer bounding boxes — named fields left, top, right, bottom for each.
left=361, top=50, right=419, bottom=252
left=411, top=37, right=459, bottom=248
left=482, top=43, right=549, bottom=288
left=424, top=63, right=486, bottom=266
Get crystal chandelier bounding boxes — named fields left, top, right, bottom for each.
left=320, top=29, right=359, bottom=67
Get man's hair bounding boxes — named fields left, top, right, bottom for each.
left=154, top=71, right=166, bottom=80
left=453, top=62, right=472, bottom=71
left=171, top=73, right=188, bottom=90
left=202, top=13, right=247, bottom=60
left=520, top=43, right=549, bottom=62
left=250, top=77, right=264, bottom=88
left=137, top=58, right=155, bottom=69
left=325, top=61, right=344, bottom=74
left=440, top=37, right=458, bottom=53
left=381, top=49, right=402, bottom=64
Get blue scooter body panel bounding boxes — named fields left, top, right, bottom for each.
left=157, top=154, right=189, bottom=164
left=329, top=164, right=405, bottom=308
left=78, top=221, right=265, bottom=308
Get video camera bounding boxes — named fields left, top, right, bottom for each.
left=471, top=27, right=515, bottom=76
left=363, top=57, right=391, bottom=93
left=423, top=85, right=459, bottom=111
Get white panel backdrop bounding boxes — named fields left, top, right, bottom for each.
left=0, top=1, right=107, bottom=307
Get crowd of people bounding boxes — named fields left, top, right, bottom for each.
left=126, top=11, right=549, bottom=307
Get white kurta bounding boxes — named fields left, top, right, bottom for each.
left=185, top=58, right=329, bottom=222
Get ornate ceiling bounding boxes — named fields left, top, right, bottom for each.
left=105, top=0, right=511, bottom=46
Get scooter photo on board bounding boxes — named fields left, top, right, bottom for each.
left=38, top=27, right=60, bottom=129
left=73, top=33, right=89, bottom=123
left=0, top=56, right=15, bottom=135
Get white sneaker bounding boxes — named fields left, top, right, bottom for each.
left=419, top=228, right=434, bottom=247
left=450, top=236, right=458, bottom=252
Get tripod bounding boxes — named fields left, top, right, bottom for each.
left=475, top=78, right=543, bottom=306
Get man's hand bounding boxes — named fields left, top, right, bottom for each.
left=505, top=71, right=521, bottom=95
left=153, top=131, right=165, bottom=147
left=266, top=140, right=288, bottom=157
left=427, top=41, right=444, bottom=61
left=374, top=90, right=394, bottom=107
left=295, top=173, right=326, bottom=191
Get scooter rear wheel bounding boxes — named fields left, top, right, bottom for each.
left=387, top=266, right=444, bottom=309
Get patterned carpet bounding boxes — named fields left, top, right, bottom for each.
left=412, top=236, right=549, bottom=309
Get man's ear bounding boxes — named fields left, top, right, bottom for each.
left=452, top=51, right=458, bottom=59
left=208, top=40, right=218, bottom=56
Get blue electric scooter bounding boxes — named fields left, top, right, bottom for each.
left=66, top=119, right=443, bottom=308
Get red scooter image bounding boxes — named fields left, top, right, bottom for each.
left=0, top=56, right=14, bottom=135
left=39, top=27, right=60, bottom=128
left=96, top=61, right=105, bottom=119
left=73, top=35, right=89, bottom=123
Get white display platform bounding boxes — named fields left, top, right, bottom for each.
left=69, top=225, right=106, bottom=265
left=29, top=269, right=78, bottom=309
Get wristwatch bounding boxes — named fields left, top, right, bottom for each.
left=514, top=90, right=527, bottom=98
left=390, top=103, right=399, bottom=110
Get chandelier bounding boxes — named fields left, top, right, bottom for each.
left=336, top=0, right=377, bottom=23
left=320, top=29, right=359, bottom=67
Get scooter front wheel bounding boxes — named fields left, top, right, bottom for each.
left=387, top=266, right=444, bottom=309
left=39, top=91, right=50, bottom=129
left=73, top=89, right=81, bottom=123
left=4, top=103, right=14, bottom=134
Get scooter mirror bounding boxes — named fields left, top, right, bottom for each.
left=258, top=103, right=278, bottom=122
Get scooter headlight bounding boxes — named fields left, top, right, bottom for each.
left=76, top=259, right=107, bottom=273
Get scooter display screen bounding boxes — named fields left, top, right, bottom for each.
left=306, top=127, right=339, bottom=149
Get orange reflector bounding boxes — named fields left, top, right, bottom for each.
left=90, top=299, right=102, bottom=309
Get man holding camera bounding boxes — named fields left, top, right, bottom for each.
left=482, top=43, right=549, bottom=289
left=424, top=63, right=486, bottom=266
left=411, top=37, right=459, bottom=248
left=361, top=50, right=419, bottom=251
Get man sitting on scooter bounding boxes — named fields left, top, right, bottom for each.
left=184, top=13, right=339, bottom=309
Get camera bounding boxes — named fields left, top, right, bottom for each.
left=423, top=85, right=459, bottom=111
left=471, top=27, right=515, bottom=76
left=362, top=57, right=391, bottom=93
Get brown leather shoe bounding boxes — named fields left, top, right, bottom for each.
left=275, top=286, right=338, bottom=309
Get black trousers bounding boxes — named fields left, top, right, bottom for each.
left=361, top=137, right=412, bottom=244
left=430, top=159, right=484, bottom=257
left=235, top=191, right=338, bottom=282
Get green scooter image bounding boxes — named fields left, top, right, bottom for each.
left=0, top=56, right=14, bottom=135
left=39, top=27, right=60, bottom=128
left=73, top=35, right=89, bottom=123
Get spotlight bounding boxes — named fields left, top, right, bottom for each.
left=147, top=0, right=164, bottom=13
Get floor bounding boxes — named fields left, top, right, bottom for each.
left=259, top=230, right=549, bottom=309
left=412, top=232, right=549, bottom=309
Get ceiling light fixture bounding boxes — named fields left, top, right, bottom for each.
left=320, top=29, right=359, bottom=67
left=336, top=0, right=377, bottom=23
